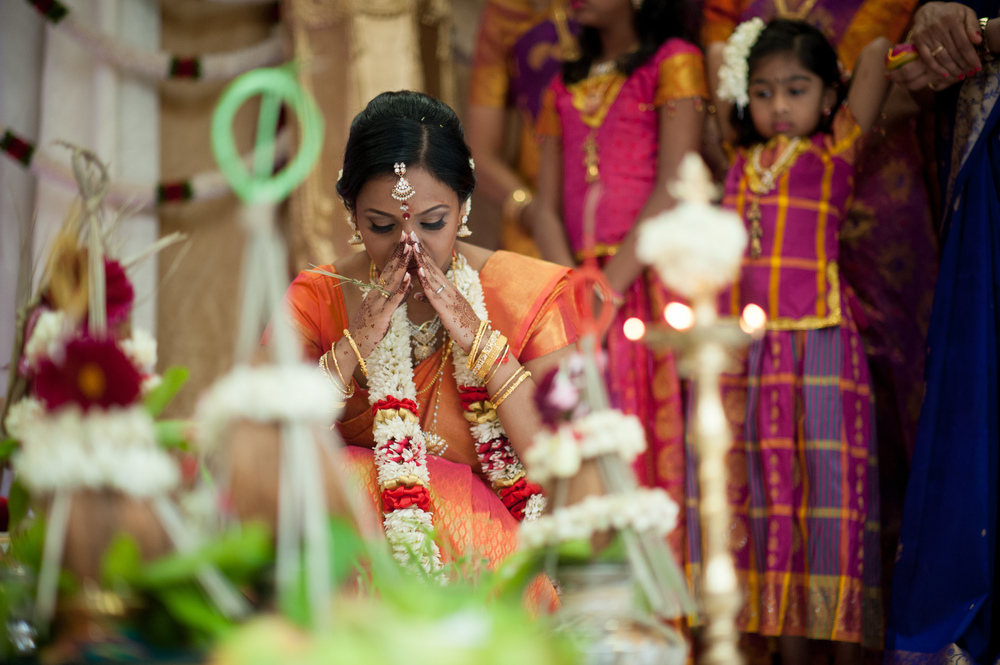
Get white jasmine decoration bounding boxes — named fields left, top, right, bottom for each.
left=23, top=310, right=74, bottom=369
left=196, top=363, right=341, bottom=451
left=3, top=397, right=45, bottom=440
left=525, top=409, right=648, bottom=483
left=716, top=17, right=766, bottom=109
left=638, top=153, right=748, bottom=299
left=12, top=404, right=180, bottom=497
left=119, top=328, right=158, bottom=375
left=365, top=252, right=544, bottom=573
left=519, top=488, right=680, bottom=550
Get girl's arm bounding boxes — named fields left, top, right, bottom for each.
left=534, top=135, right=576, bottom=267
left=467, top=105, right=536, bottom=230
left=846, top=37, right=893, bottom=134
left=601, top=97, right=706, bottom=295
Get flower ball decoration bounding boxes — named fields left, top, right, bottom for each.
left=636, top=153, right=748, bottom=303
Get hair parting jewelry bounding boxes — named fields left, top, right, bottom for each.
left=342, top=329, right=368, bottom=377
left=392, top=162, right=416, bottom=219
left=492, top=368, right=532, bottom=410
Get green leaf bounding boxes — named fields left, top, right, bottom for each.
left=137, top=522, right=273, bottom=589
left=158, top=585, right=233, bottom=639
left=143, top=366, right=190, bottom=417
left=100, top=534, right=142, bottom=588
left=153, top=420, right=191, bottom=451
left=10, top=514, right=45, bottom=570
left=0, top=438, right=17, bottom=462
left=328, top=516, right=366, bottom=586
left=7, top=482, right=29, bottom=530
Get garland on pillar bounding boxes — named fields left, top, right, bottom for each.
left=23, top=0, right=284, bottom=81
left=0, top=121, right=290, bottom=212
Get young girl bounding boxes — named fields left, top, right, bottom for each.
left=708, top=18, right=890, bottom=664
left=533, top=0, right=707, bottom=567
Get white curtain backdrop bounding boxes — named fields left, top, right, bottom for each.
left=30, top=0, right=161, bottom=343
left=0, top=4, right=45, bottom=399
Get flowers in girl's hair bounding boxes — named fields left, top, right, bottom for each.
left=717, top=17, right=766, bottom=109
left=33, top=337, right=142, bottom=412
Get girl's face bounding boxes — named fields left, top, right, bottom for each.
left=354, top=166, right=460, bottom=282
left=570, top=0, right=633, bottom=27
left=747, top=51, right=837, bottom=141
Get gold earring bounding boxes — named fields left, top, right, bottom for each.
left=457, top=199, right=472, bottom=237
left=347, top=211, right=363, bottom=245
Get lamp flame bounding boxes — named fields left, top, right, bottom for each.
left=664, top=302, right=695, bottom=330
left=740, top=303, right=767, bottom=334
left=623, top=317, right=646, bottom=341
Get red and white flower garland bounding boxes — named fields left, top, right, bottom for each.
left=367, top=254, right=544, bottom=573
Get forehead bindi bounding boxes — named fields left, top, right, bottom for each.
left=750, top=53, right=821, bottom=86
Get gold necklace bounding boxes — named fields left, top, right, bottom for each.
left=416, top=338, right=451, bottom=396
left=745, top=137, right=808, bottom=258
left=773, top=0, right=821, bottom=19
left=422, top=338, right=453, bottom=455
left=749, top=137, right=805, bottom=194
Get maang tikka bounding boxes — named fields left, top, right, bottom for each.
left=392, top=162, right=416, bottom=219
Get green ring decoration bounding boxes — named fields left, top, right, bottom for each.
left=211, top=67, right=323, bottom=204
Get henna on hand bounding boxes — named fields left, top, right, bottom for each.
left=412, top=237, right=482, bottom=352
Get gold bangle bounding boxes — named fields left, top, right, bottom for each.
left=484, top=344, right=509, bottom=384
left=493, top=369, right=532, bottom=410
left=472, top=330, right=503, bottom=378
left=329, top=345, right=355, bottom=398
left=342, top=329, right=367, bottom=378
left=467, top=320, right=489, bottom=370
left=493, top=366, right=525, bottom=401
left=476, top=334, right=507, bottom=379
left=981, top=17, right=994, bottom=55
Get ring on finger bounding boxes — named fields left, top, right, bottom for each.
left=930, top=45, right=945, bottom=57
left=434, top=284, right=446, bottom=295
left=928, top=81, right=938, bottom=90
left=380, top=290, right=391, bottom=299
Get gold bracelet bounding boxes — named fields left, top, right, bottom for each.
left=493, top=369, right=532, bottom=410
left=329, top=344, right=355, bottom=398
left=342, top=329, right=367, bottom=378
left=476, top=335, right=507, bottom=379
left=484, top=344, right=509, bottom=384
left=981, top=17, right=995, bottom=56
left=467, top=320, right=489, bottom=370
left=472, top=330, right=506, bottom=378
left=493, top=366, right=526, bottom=401
left=473, top=331, right=504, bottom=377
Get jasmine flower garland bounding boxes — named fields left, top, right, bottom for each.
left=716, top=17, right=766, bottom=110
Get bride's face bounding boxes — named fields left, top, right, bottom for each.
left=354, top=166, right=461, bottom=285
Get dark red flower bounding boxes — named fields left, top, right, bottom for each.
left=371, top=397, right=418, bottom=417
left=499, top=478, right=543, bottom=521
left=382, top=485, right=431, bottom=513
left=34, top=337, right=141, bottom=412
left=459, top=386, right=490, bottom=408
left=103, top=259, right=134, bottom=326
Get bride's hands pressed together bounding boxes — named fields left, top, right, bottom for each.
left=346, top=230, right=414, bottom=358
left=410, top=234, right=482, bottom=354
